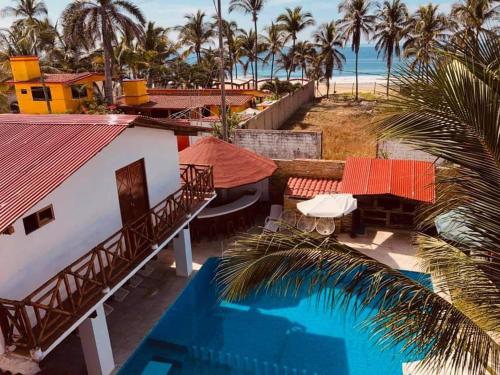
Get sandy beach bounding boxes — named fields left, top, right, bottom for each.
left=231, top=75, right=388, bottom=96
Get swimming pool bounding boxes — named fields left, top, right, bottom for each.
left=119, top=258, right=432, bottom=375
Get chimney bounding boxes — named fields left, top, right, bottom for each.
left=121, top=80, right=149, bottom=106
left=9, top=56, right=42, bottom=82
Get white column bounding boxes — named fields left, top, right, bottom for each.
left=173, top=226, right=193, bottom=277
left=79, top=304, right=115, bottom=375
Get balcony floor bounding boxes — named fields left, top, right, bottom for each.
left=39, top=227, right=421, bottom=374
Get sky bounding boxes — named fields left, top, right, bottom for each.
left=0, top=0, right=454, bottom=43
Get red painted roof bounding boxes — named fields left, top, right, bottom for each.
left=118, top=94, right=253, bottom=110
left=0, top=114, right=199, bottom=232
left=285, top=177, right=342, bottom=199
left=8, top=72, right=104, bottom=85
left=179, top=137, right=277, bottom=189
left=340, top=158, right=436, bottom=203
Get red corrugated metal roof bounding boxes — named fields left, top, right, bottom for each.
left=285, top=177, right=342, bottom=199
left=0, top=114, right=198, bottom=232
left=118, top=94, right=253, bottom=110
left=340, top=158, right=436, bottom=203
left=179, top=137, right=277, bottom=189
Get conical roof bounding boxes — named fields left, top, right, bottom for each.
left=179, top=137, right=277, bottom=189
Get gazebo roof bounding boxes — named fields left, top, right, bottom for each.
left=179, top=137, right=277, bottom=189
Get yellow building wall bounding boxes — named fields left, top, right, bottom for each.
left=15, top=78, right=97, bottom=114
left=209, top=103, right=250, bottom=116
left=122, top=80, right=149, bottom=106
left=10, top=57, right=41, bottom=82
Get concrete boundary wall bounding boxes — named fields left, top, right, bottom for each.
left=234, top=129, right=322, bottom=159
left=244, top=81, right=315, bottom=130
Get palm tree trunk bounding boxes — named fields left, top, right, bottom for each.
left=101, top=15, right=114, bottom=105
left=386, top=61, right=391, bottom=98
left=355, top=49, right=359, bottom=101
left=326, top=78, right=330, bottom=98
left=253, top=16, right=258, bottom=89
left=291, top=37, right=296, bottom=79
left=270, top=53, right=275, bottom=81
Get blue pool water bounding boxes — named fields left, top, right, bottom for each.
left=119, top=258, right=432, bottom=375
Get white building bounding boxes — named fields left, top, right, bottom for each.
left=0, top=114, right=215, bottom=374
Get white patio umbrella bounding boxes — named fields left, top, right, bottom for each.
left=297, top=194, right=358, bottom=218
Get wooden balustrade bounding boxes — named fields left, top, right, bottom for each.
left=0, top=165, right=214, bottom=354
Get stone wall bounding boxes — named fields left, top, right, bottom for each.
left=243, top=81, right=315, bottom=130
left=378, top=140, right=444, bottom=164
left=234, top=129, right=322, bottom=159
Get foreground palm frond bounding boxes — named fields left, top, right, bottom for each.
left=377, top=31, right=500, bottom=313
left=217, top=229, right=499, bottom=374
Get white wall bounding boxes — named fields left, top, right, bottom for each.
left=0, top=127, right=180, bottom=299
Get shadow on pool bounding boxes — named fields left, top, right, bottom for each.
left=123, top=299, right=349, bottom=375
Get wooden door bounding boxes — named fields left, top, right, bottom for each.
left=115, top=159, right=150, bottom=225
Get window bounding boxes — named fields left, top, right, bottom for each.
left=23, top=205, right=55, bottom=234
left=71, top=85, right=88, bottom=99
left=20, top=89, right=28, bottom=94
left=31, top=86, right=52, bottom=101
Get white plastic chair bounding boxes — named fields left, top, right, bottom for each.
left=315, top=217, right=336, bottom=236
left=280, top=209, right=297, bottom=227
left=296, top=215, right=316, bottom=233
left=264, top=204, right=283, bottom=232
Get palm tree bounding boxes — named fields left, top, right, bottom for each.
left=277, top=6, right=315, bottom=80
left=313, top=21, right=346, bottom=98
left=338, top=0, right=376, bottom=100
left=402, top=4, right=448, bottom=78
left=1, top=0, right=48, bottom=25
left=176, top=11, right=213, bottom=65
left=62, top=0, right=146, bottom=105
left=261, top=22, right=284, bottom=82
left=373, top=0, right=408, bottom=97
left=229, top=0, right=264, bottom=89
left=217, top=19, right=243, bottom=85
left=138, top=22, right=177, bottom=85
left=236, top=29, right=259, bottom=83
left=450, top=0, right=499, bottom=41
left=293, top=41, right=316, bottom=84
left=217, top=32, right=500, bottom=375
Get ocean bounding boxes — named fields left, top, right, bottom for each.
left=231, top=45, right=406, bottom=81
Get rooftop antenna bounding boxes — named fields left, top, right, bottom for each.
left=214, top=0, right=228, bottom=141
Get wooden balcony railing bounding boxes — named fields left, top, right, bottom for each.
left=0, top=165, right=214, bottom=355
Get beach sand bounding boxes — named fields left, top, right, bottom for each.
left=229, top=75, right=389, bottom=96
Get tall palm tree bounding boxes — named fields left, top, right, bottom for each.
left=450, top=0, right=499, bottom=41
left=338, top=0, right=376, bottom=100
left=402, top=4, right=448, bottom=77
left=229, top=0, right=264, bottom=89
left=373, top=0, right=408, bottom=97
left=277, top=6, right=315, bottom=80
left=62, top=0, right=146, bottom=105
left=176, top=11, right=213, bottom=65
left=217, top=34, right=500, bottom=375
left=294, top=40, right=316, bottom=84
left=261, top=22, right=284, bottom=82
left=216, top=19, right=243, bottom=85
left=236, top=29, right=258, bottom=83
left=313, top=21, right=346, bottom=98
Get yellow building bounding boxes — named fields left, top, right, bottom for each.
left=9, top=56, right=105, bottom=114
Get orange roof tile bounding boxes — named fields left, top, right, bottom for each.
left=285, top=177, right=342, bottom=199
left=179, top=137, right=277, bottom=189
